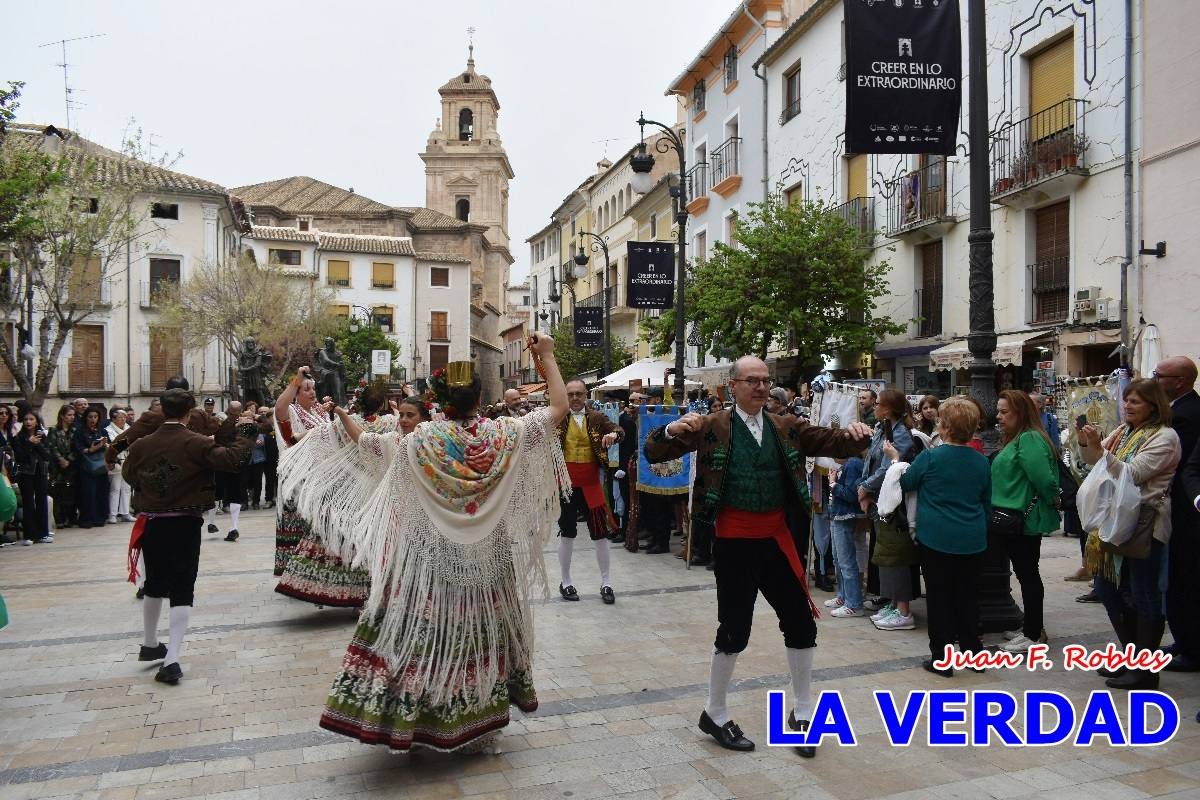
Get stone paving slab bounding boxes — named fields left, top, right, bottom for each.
left=2, top=511, right=1199, bottom=799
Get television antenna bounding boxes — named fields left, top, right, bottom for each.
left=38, top=33, right=106, bottom=130
left=593, top=137, right=621, bottom=160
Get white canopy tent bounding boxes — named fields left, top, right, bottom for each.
left=593, top=358, right=702, bottom=392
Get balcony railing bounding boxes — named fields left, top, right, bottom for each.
left=886, top=160, right=952, bottom=236
left=1028, top=257, right=1071, bottom=324
left=140, top=363, right=194, bottom=393
left=914, top=288, right=943, bottom=339
left=709, top=137, right=742, bottom=189
left=576, top=285, right=617, bottom=309
left=68, top=277, right=113, bottom=307
left=427, top=322, right=451, bottom=341
left=139, top=280, right=178, bottom=308
left=832, top=196, right=875, bottom=239
left=60, top=360, right=116, bottom=392
left=684, top=163, right=708, bottom=202
left=991, top=98, right=1089, bottom=198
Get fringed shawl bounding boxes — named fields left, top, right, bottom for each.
left=279, top=407, right=570, bottom=707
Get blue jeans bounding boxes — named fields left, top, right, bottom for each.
left=831, top=517, right=864, bottom=609
left=1096, top=538, right=1166, bottom=620
left=812, top=511, right=832, bottom=575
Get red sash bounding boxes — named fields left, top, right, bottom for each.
left=716, top=507, right=819, bottom=619
left=566, top=461, right=617, bottom=531
left=127, top=514, right=148, bottom=583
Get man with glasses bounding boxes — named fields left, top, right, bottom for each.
left=645, top=356, right=872, bottom=757
left=1153, top=357, right=1200, bottom=672
left=557, top=379, right=624, bottom=604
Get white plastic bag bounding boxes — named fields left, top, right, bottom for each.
left=1075, top=451, right=1141, bottom=545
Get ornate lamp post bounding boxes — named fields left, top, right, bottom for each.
left=574, top=231, right=611, bottom=377
left=631, top=113, right=688, bottom=401
left=965, top=0, right=1022, bottom=633
left=347, top=304, right=374, bottom=333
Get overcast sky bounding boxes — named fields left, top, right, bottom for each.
left=2, top=1, right=736, bottom=282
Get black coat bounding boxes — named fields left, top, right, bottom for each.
left=617, top=411, right=638, bottom=468
left=12, top=430, right=50, bottom=478
left=1171, top=391, right=1200, bottom=526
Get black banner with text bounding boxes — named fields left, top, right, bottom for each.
left=626, top=241, right=675, bottom=309
left=573, top=306, right=604, bottom=349
left=844, top=0, right=961, bottom=155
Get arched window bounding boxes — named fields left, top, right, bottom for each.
left=626, top=185, right=632, bottom=208
left=456, top=198, right=470, bottom=221
left=458, top=108, right=474, bottom=141
left=617, top=193, right=624, bottom=217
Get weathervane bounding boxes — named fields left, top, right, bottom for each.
left=467, top=26, right=476, bottom=60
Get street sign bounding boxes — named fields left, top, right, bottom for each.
left=370, top=349, right=392, bottom=376
left=844, top=0, right=961, bottom=155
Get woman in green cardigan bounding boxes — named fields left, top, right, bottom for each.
left=993, top=389, right=1061, bottom=654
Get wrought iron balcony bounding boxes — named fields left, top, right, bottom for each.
left=1027, top=257, right=1071, bottom=325
left=709, top=137, right=742, bottom=196
left=991, top=98, right=1089, bottom=206
left=684, top=163, right=710, bottom=215
left=576, top=285, right=617, bottom=309
left=140, top=364, right=194, bottom=394
left=61, top=360, right=116, bottom=392
left=427, top=322, right=451, bottom=341
left=832, top=196, right=875, bottom=240
left=885, top=160, right=955, bottom=240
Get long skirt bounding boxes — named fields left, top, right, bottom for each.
left=274, top=528, right=370, bottom=608
left=274, top=502, right=307, bottom=576
left=320, top=606, right=537, bottom=753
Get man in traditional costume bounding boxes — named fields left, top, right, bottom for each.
left=557, top=379, right=623, bottom=604
left=645, top=356, right=871, bottom=756
left=123, top=389, right=254, bottom=685
left=278, top=335, right=570, bottom=753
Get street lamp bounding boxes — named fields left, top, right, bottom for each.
left=574, top=231, right=612, bottom=377
left=632, top=112, right=688, bottom=401
left=347, top=304, right=374, bottom=333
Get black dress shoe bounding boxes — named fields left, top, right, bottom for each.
left=138, top=643, right=167, bottom=661
left=1165, top=654, right=1200, bottom=672
left=698, top=710, right=754, bottom=751
left=207, top=524, right=219, bottom=533
left=645, top=543, right=669, bottom=554
left=689, top=556, right=711, bottom=567
left=224, top=529, right=239, bottom=542
left=787, top=711, right=816, bottom=758
left=600, top=586, right=615, bottom=605
left=607, top=532, right=624, bottom=543
left=1106, top=669, right=1160, bottom=690
left=135, top=587, right=145, bottom=600
left=1076, top=589, right=1101, bottom=603
left=559, top=583, right=580, bottom=601
left=155, top=662, right=183, bottom=684
left=922, top=658, right=953, bottom=678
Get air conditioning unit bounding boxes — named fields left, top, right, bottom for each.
left=1074, top=286, right=1100, bottom=319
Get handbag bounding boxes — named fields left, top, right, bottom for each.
left=82, top=450, right=107, bottom=477
left=989, top=495, right=1038, bottom=537
left=1099, top=495, right=1161, bottom=559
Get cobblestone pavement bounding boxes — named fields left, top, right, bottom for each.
left=2, top=510, right=1199, bottom=800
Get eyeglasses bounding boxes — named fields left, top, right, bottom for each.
left=731, top=378, right=774, bottom=389
left=1151, top=371, right=1182, bottom=379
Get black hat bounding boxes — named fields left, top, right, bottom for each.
left=203, top=397, right=215, bottom=404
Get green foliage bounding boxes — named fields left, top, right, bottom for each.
left=641, top=193, right=905, bottom=376
left=331, top=318, right=401, bottom=384
left=548, top=318, right=630, bottom=382
left=0, top=82, right=64, bottom=246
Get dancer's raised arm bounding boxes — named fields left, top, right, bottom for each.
left=532, top=332, right=568, bottom=426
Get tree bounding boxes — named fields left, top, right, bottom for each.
left=331, top=318, right=401, bottom=385
left=156, top=252, right=336, bottom=397
left=642, top=193, right=905, bottom=384
left=548, top=318, right=630, bottom=382
left=0, top=108, right=159, bottom=410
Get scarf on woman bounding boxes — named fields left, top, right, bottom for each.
left=1085, top=423, right=1162, bottom=582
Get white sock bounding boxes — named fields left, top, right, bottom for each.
left=205, top=507, right=216, bottom=528
left=229, top=503, right=241, bottom=530
left=705, top=650, right=739, bottom=726
left=558, top=536, right=575, bottom=587
left=142, top=596, right=164, bottom=647
left=787, top=647, right=815, bottom=722
left=595, top=538, right=611, bottom=588
left=164, top=605, right=191, bottom=666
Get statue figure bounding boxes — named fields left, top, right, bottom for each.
left=237, top=336, right=273, bottom=406
left=312, top=337, right=347, bottom=407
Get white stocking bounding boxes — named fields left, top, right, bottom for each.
left=594, top=538, right=611, bottom=588
left=228, top=503, right=241, bottom=530
left=705, top=650, right=739, bottom=726
left=164, top=606, right=191, bottom=666
left=205, top=507, right=216, bottom=529
left=142, top=596, right=163, bottom=647
left=787, top=647, right=814, bottom=721
left=558, top=536, right=575, bottom=588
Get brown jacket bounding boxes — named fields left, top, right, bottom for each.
left=123, top=422, right=254, bottom=515
left=106, top=408, right=227, bottom=464
left=557, top=408, right=622, bottom=465
left=644, top=408, right=865, bottom=524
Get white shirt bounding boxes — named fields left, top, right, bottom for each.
left=734, top=405, right=764, bottom=446
left=571, top=411, right=587, bottom=431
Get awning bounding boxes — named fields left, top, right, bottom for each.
left=928, top=331, right=1052, bottom=372
left=518, top=382, right=546, bottom=397
left=874, top=342, right=945, bottom=360
left=594, top=358, right=701, bottom=391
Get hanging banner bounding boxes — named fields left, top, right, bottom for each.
left=573, top=306, right=603, bottom=348
left=844, top=0, right=961, bottom=155
left=602, top=402, right=621, bottom=468
left=1065, top=378, right=1120, bottom=481
left=626, top=241, right=675, bottom=309
left=812, top=382, right=863, bottom=470
left=636, top=405, right=692, bottom=496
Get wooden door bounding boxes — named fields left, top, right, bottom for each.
left=919, top=241, right=943, bottom=338
left=1033, top=201, right=1070, bottom=323
left=149, top=327, right=182, bottom=389
left=70, top=324, right=104, bottom=390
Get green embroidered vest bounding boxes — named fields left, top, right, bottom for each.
left=722, top=413, right=787, bottom=512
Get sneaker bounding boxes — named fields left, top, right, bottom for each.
left=874, top=613, right=916, bottom=631
left=863, top=596, right=892, bottom=611
left=106, top=517, right=117, bottom=524
left=20, top=538, right=32, bottom=546
left=36, top=535, right=53, bottom=544
left=1000, top=632, right=1046, bottom=653
left=1002, top=630, right=1021, bottom=641
left=823, top=597, right=845, bottom=609
left=830, top=605, right=865, bottom=618
left=121, top=514, right=137, bottom=522
left=870, top=605, right=897, bottom=622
